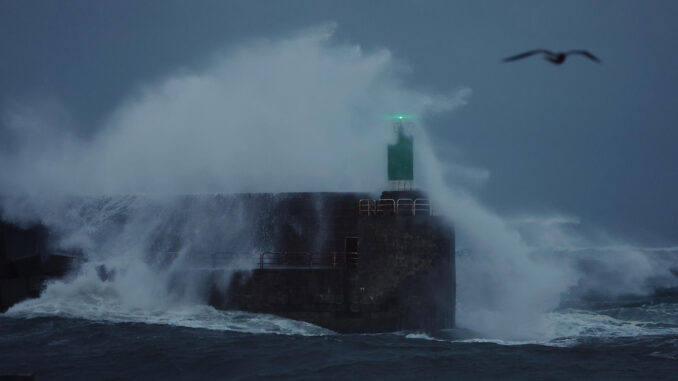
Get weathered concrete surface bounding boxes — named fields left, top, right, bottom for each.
left=219, top=192, right=456, bottom=333
left=0, top=192, right=455, bottom=333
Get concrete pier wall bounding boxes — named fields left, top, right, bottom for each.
left=217, top=192, right=456, bottom=333
left=0, top=192, right=455, bottom=332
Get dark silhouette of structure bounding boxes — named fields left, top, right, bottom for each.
left=503, top=49, right=600, bottom=65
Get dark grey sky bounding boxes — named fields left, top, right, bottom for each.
left=1, top=0, right=677, bottom=242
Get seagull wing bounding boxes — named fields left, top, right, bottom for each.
left=502, top=49, right=551, bottom=62
left=566, top=50, right=601, bottom=62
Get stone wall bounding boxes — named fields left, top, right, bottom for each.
left=221, top=192, right=455, bottom=333
left=0, top=192, right=455, bottom=332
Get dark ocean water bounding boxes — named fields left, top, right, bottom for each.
left=2, top=301, right=678, bottom=381
left=3, top=195, right=677, bottom=379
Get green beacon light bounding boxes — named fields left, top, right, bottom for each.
left=382, top=113, right=417, bottom=121
left=387, top=115, right=415, bottom=191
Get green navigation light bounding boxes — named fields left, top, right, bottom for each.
left=382, top=113, right=417, bottom=120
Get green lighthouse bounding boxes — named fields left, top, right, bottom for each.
left=387, top=122, right=414, bottom=190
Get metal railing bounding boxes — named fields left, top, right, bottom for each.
left=259, top=251, right=358, bottom=269
left=358, top=199, right=376, bottom=215
left=358, top=198, right=432, bottom=216
left=396, top=198, right=413, bottom=215
left=413, top=198, right=432, bottom=216
left=376, top=199, right=396, bottom=214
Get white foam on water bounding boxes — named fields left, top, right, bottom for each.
left=453, top=306, right=678, bottom=347
left=537, top=308, right=678, bottom=340
left=5, top=295, right=333, bottom=337
left=403, top=332, right=445, bottom=341
left=455, top=338, right=563, bottom=347
left=3, top=256, right=332, bottom=336
left=1, top=23, right=677, bottom=342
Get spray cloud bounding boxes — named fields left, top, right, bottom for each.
left=1, top=24, right=675, bottom=339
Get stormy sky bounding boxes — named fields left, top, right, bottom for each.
left=1, top=0, right=677, bottom=243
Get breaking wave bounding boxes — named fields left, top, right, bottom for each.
left=1, top=24, right=677, bottom=342
left=6, top=293, right=332, bottom=337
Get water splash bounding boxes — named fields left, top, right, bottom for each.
left=1, top=24, right=676, bottom=342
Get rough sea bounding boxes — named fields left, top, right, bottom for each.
left=2, top=293, right=677, bottom=380
left=2, top=196, right=677, bottom=380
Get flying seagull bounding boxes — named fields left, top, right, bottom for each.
left=502, top=49, right=600, bottom=65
